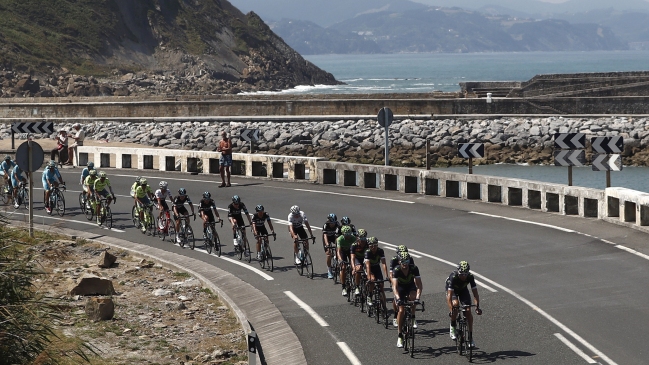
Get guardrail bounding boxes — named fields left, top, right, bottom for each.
left=76, top=146, right=649, bottom=233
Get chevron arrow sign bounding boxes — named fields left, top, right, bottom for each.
left=554, top=133, right=585, bottom=149
left=591, top=136, right=623, bottom=154
left=239, top=129, right=260, bottom=142
left=554, top=150, right=586, bottom=166
left=11, top=122, right=54, bottom=134
left=458, top=143, right=485, bottom=158
left=592, top=154, right=622, bottom=171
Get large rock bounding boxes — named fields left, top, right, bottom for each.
left=97, top=250, right=117, bottom=268
left=68, top=274, right=116, bottom=296
left=85, top=297, right=115, bottom=321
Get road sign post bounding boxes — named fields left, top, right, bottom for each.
left=591, top=137, right=623, bottom=188
left=458, top=143, right=485, bottom=174
left=28, top=140, right=33, bottom=237
left=377, top=107, right=393, bottom=166
left=16, top=140, right=44, bottom=238
left=554, top=133, right=586, bottom=186
left=240, top=129, right=260, bottom=155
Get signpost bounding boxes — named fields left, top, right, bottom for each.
left=16, top=140, right=44, bottom=238
left=11, top=121, right=54, bottom=149
left=554, top=133, right=585, bottom=186
left=458, top=143, right=485, bottom=174
left=590, top=137, right=624, bottom=188
left=239, top=129, right=260, bottom=154
left=377, top=107, right=393, bottom=166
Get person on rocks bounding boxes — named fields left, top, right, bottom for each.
left=217, top=131, right=232, bottom=187
left=67, top=123, right=85, bottom=166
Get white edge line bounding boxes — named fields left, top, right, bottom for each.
left=474, top=279, right=498, bottom=293
left=284, top=290, right=329, bottom=327
left=192, top=246, right=274, bottom=281
left=554, top=333, right=597, bottom=364
left=27, top=213, right=126, bottom=233
left=469, top=211, right=576, bottom=233
left=615, top=245, right=649, bottom=260
left=337, top=342, right=362, bottom=365
left=294, top=188, right=414, bottom=204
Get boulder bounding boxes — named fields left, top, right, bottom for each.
left=97, top=250, right=117, bottom=268
left=85, top=297, right=115, bottom=321
left=68, top=274, right=116, bottom=296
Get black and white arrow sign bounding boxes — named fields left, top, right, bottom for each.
left=592, top=154, right=622, bottom=171
left=554, top=133, right=586, bottom=149
left=239, top=129, right=260, bottom=142
left=591, top=136, right=623, bottom=154
left=11, top=122, right=54, bottom=134
left=458, top=143, right=485, bottom=159
left=554, top=150, right=586, bottom=167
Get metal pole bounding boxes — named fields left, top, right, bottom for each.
left=250, top=140, right=254, bottom=155
left=606, top=170, right=611, bottom=188
left=426, top=139, right=430, bottom=170
left=28, top=140, right=34, bottom=238
left=384, top=125, right=389, bottom=166
left=12, top=130, right=15, bottom=150
left=469, top=157, right=473, bottom=174
left=568, top=166, right=573, bottom=186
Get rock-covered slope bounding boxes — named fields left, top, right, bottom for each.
left=0, top=0, right=339, bottom=95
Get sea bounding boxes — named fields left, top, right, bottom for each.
left=246, top=50, right=649, bottom=192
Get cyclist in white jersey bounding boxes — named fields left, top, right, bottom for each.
left=154, top=181, right=173, bottom=222
left=288, top=205, right=315, bottom=265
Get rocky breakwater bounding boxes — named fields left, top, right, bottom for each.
left=4, top=116, right=649, bottom=167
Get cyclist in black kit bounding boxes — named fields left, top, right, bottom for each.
left=350, top=228, right=369, bottom=296
left=198, top=192, right=221, bottom=237
left=392, top=252, right=423, bottom=348
left=364, top=237, right=389, bottom=308
left=446, top=261, right=482, bottom=348
left=227, top=195, right=252, bottom=248
left=251, top=204, right=276, bottom=260
left=172, top=188, right=196, bottom=243
left=389, top=246, right=415, bottom=326
left=322, top=213, right=341, bottom=279
left=340, top=216, right=357, bottom=236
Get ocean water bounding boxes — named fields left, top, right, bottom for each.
left=259, top=50, right=649, bottom=94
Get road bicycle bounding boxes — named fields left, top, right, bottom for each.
left=454, top=304, right=477, bottom=362
left=401, top=300, right=425, bottom=358
left=175, top=214, right=196, bottom=249
left=79, top=191, right=95, bottom=220
left=157, top=209, right=176, bottom=242
left=132, top=203, right=156, bottom=236
left=13, top=182, right=28, bottom=209
left=355, top=271, right=368, bottom=312
left=204, top=218, right=223, bottom=256
left=325, top=243, right=339, bottom=284
left=294, top=236, right=316, bottom=279
left=255, top=233, right=276, bottom=271
left=367, top=279, right=390, bottom=328
left=342, top=260, right=353, bottom=302
left=233, top=224, right=252, bottom=262
left=47, top=184, right=66, bottom=216
left=96, top=196, right=113, bottom=228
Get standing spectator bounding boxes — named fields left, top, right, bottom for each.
left=51, top=130, right=68, bottom=163
left=67, top=123, right=85, bottom=166
left=217, top=131, right=232, bottom=187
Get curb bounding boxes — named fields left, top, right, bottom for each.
left=11, top=222, right=307, bottom=365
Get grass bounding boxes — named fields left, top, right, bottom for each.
left=173, top=272, right=191, bottom=279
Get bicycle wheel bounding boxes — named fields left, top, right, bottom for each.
left=296, top=247, right=304, bottom=276
left=55, top=191, right=65, bottom=216
left=305, top=251, right=313, bottom=279
left=167, top=219, right=176, bottom=242
left=205, top=226, right=213, bottom=254
left=21, top=188, right=29, bottom=209
left=235, top=230, right=243, bottom=260
left=403, top=317, right=410, bottom=352
left=78, top=193, right=86, bottom=214
left=456, top=319, right=464, bottom=355
left=409, top=319, right=415, bottom=357
left=332, top=257, right=339, bottom=285
left=258, top=241, right=266, bottom=269
left=105, top=206, right=113, bottom=229
left=265, top=244, right=273, bottom=272
left=47, top=194, right=54, bottom=215
left=466, top=331, right=473, bottom=362
left=359, top=283, right=366, bottom=312
left=187, top=225, right=195, bottom=250
left=214, top=230, right=221, bottom=257
left=131, top=205, right=139, bottom=228
left=178, top=221, right=186, bottom=248
left=372, top=291, right=379, bottom=320
left=383, top=305, right=389, bottom=329
left=244, top=237, right=251, bottom=263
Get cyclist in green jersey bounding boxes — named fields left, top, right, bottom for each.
left=93, top=171, right=116, bottom=224
left=336, top=225, right=357, bottom=297
left=83, top=170, right=98, bottom=208
left=350, top=228, right=369, bottom=296
left=134, top=178, right=154, bottom=227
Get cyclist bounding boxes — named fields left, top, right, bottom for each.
left=288, top=205, right=315, bottom=265
left=389, top=246, right=415, bottom=326
left=446, top=261, right=482, bottom=348
left=198, top=191, right=222, bottom=238
left=322, top=213, right=341, bottom=279
left=93, top=171, right=116, bottom=224
left=11, top=163, right=27, bottom=208
left=154, top=181, right=173, bottom=222
left=350, top=228, right=369, bottom=296
left=42, top=161, right=65, bottom=213
left=83, top=170, right=98, bottom=209
left=392, top=252, right=423, bottom=348
left=134, top=178, right=154, bottom=230
left=80, top=161, right=95, bottom=202
left=227, top=195, right=252, bottom=248
left=365, top=237, right=389, bottom=308
left=251, top=204, right=276, bottom=260
left=172, top=188, right=196, bottom=243
left=2, top=155, right=16, bottom=203
left=336, top=225, right=357, bottom=297
left=340, top=216, right=357, bottom=236
left=130, top=176, right=142, bottom=203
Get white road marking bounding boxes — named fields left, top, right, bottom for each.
left=469, top=212, right=575, bottom=233
left=615, top=245, right=649, bottom=260
left=473, top=280, right=498, bottom=293
left=293, top=188, right=414, bottom=204
left=284, top=291, right=329, bottom=327
left=337, top=342, right=362, bottom=365
left=32, top=213, right=126, bottom=233
left=192, top=245, right=274, bottom=281
left=554, top=333, right=597, bottom=364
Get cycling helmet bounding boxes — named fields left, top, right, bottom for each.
left=458, top=261, right=470, bottom=273
left=397, top=245, right=408, bottom=253
left=341, top=216, right=350, bottom=225
left=87, top=161, right=94, bottom=169
left=135, top=176, right=142, bottom=183
left=178, top=188, right=187, bottom=196
left=49, top=160, right=57, bottom=168
left=232, top=195, right=241, bottom=203
left=4, top=155, right=10, bottom=161
left=159, top=181, right=168, bottom=188
left=255, top=204, right=264, bottom=212
left=140, top=178, right=147, bottom=185
left=357, top=228, right=367, bottom=238
left=203, top=191, right=211, bottom=199
left=341, top=225, right=352, bottom=236
left=99, top=171, right=107, bottom=178
left=89, top=169, right=97, bottom=176
left=368, top=237, right=378, bottom=245
left=399, top=252, right=411, bottom=265
left=327, top=213, right=337, bottom=223
left=290, top=205, right=300, bottom=214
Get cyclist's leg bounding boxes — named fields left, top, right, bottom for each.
left=457, top=288, right=474, bottom=332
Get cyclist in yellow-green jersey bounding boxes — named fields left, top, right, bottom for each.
left=93, top=171, right=116, bottom=223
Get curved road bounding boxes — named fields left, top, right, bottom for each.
left=6, top=168, right=649, bottom=365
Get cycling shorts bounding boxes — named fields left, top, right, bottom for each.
left=397, top=283, right=417, bottom=302
left=201, top=210, right=216, bottom=223
left=231, top=215, right=245, bottom=228
left=158, top=200, right=169, bottom=211
left=339, top=250, right=351, bottom=264
left=450, top=287, right=472, bottom=307
left=293, top=226, right=308, bottom=240
left=97, top=189, right=111, bottom=198
left=175, top=206, right=189, bottom=217
left=255, top=226, right=269, bottom=236
left=137, top=196, right=151, bottom=207
left=369, top=266, right=384, bottom=282
left=353, top=256, right=364, bottom=267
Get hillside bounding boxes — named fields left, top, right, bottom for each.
left=0, top=0, right=339, bottom=95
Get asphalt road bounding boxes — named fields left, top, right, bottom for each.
left=6, top=167, right=649, bottom=365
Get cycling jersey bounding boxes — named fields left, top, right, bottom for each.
left=393, top=265, right=421, bottom=287
left=288, top=211, right=308, bottom=228
left=11, top=165, right=24, bottom=186
left=445, top=271, right=477, bottom=292
left=84, top=175, right=98, bottom=189
left=93, top=178, right=111, bottom=192
left=336, top=235, right=356, bottom=252
left=130, top=182, right=139, bottom=196
left=155, top=188, right=172, bottom=200
left=134, top=185, right=152, bottom=199
left=389, top=255, right=415, bottom=273
left=322, top=222, right=340, bottom=239
left=365, top=248, right=386, bottom=267
left=227, top=202, right=248, bottom=217
left=350, top=241, right=368, bottom=263
left=80, top=167, right=94, bottom=185
left=251, top=212, right=271, bottom=228
left=172, top=195, right=192, bottom=207
left=1, top=160, right=15, bottom=175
